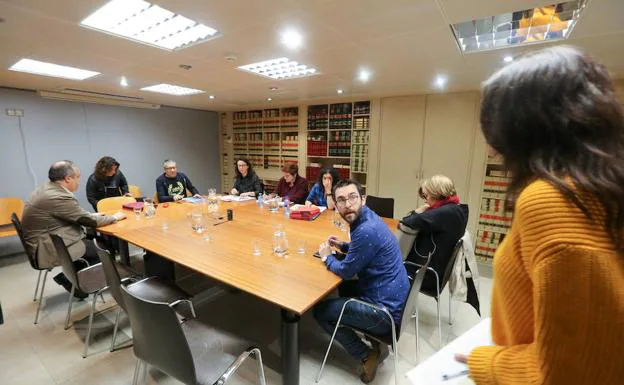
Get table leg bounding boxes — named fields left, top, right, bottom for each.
left=281, top=309, right=300, bottom=385
left=143, top=251, right=175, bottom=281
left=118, top=238, right=130, bottom=265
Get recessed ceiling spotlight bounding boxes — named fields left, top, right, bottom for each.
left=267, top=97, right=273, bottom=101
left=120, top=76, right=128, bottom=87
left=238, top=57, right=319, bottom=80
left=434, top=75, right=447, bottom=89
left=80, top=0, right=220, bottom=51
left=358, top=69, right=371, bottom=82
left=209, top=95, right=215, bottom=99
left=503, top=55, right=514, bottom=63
left=269, top=86, right=278, bottom=91
left=280, top=29, right=303, bottom=49
left=9, top=58, right=100, bottom=80
left=337, top=89, right=344, bottom=94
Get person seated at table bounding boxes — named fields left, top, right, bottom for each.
left=305, top=167, right=339, bottom=209
left=314, top=180, right=409, bottom=383
left=274, top=163, right=309, bottom=204
left=155, top=159, right=201, bottom=202
left=21, top=160, right=126, bottom=298
left=86, top=156, right=131, bottom=210
left=400, top=174, right=468, bottom=293
left=231, top=157, right=262, bottom=197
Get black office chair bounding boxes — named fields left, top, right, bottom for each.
left=365, top=195, right=395, bottom=218
left=94, top=239, right=194, bottom=352
left=315, top=254, right=432, bottom=385
left=120, top=284, right=267, bottom=385
left=11, top=213, right=54, bottom=324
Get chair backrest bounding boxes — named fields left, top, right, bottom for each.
left=49, top=234, right=80, bottom=289
left=366, top=195, right=395, bottom=218
left=120, top=285, right=197, bottom=385
left=396, top=223, right=419, bottom=261
left=398, top=254, right=432, bottom=339
left=152, top=192, right=159, bottom=204
left=11, top=213, right=40, bottom=270
left=0, top=197, right=24, bottom=226
left=128, top=185, right=142, bottom=198
left=96, top=196, right=136, bottom=213
left=439, top=238, right=463, bottom=291
left=93, top=239, right=125, bottom=310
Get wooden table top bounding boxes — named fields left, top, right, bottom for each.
left=99, top=201, right=398, bottom=315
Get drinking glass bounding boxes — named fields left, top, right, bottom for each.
left=273, top=231, right=288, bottom=257
left=190, top=212, right=205, bottom=234
left=133, top=206, right=142, bottom=219
left=252, top=238, right=262, bottom=256
left=297, top=239, right=306, bottom=254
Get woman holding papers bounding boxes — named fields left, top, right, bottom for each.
left=231, top=158, right=262, bottom=197
left=457, top=46, right=624, bottom=384
left=305, top=167, right=340, bottom=209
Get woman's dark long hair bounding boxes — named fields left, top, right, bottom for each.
left=94, top=156, right=120, bottom=180
left=317, top=167, right=340, bottom=190
left=480, top=46, right=624, bottom=252
left=234, top=157, right=255, bottom=179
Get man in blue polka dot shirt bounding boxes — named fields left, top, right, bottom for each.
left=315, top=179, right=409, bottom=383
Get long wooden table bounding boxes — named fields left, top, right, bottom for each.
left=99, top=200, right=397, bottom=385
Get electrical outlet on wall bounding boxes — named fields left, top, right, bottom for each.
left=5, top=108, right=15, bottom=116
left=15, top=109, right=24, bottom=117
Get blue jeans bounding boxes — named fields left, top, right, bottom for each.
left=313, top=281, right=392, bottom=361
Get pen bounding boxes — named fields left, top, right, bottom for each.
left=213, top=220, right=228, bottom=226
left=442, top=369, right=469, bottom=381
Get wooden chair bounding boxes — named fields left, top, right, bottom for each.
left=0, top=197, right=24, bottom=238
left=97, top=196, right=136, bottom=213
left=128, top=185, right=142, bottom=198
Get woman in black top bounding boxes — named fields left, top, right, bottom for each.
left=231, top=158, right=262, bottom=197
left=400, top=175, right=468, bottom=292
left=86, top=156, right=130, bottom=210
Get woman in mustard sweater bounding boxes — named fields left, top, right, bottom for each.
left=456, top=46, right=624, bottom=384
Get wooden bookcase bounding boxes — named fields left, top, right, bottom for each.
left=306, top=101, right=371, bottom=191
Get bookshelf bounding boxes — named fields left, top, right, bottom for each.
left=231, top=107, right=301, bottom=175
left=306, top=101, right=371, bottom=191
left=219, top=112, right=233, bottom=192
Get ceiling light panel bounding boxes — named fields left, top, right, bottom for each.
left=238, top=58, right=319, bottom=80
left=81, top=0, right=220, bottom=51
left=140, top=83, right=205, bottom=96
left=451, top=0, right=589, bottom=54
left=9, top=58, right=100, bottom=80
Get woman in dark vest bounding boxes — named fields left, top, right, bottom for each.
left=86, top=156, right=130, bottom=210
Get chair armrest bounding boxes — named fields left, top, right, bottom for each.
left=216, top=347, right=263, bottom=385
left=169, top=299, right=197, bottom=319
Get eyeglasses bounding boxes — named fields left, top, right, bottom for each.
left=335, top=193, right=361, bottom=207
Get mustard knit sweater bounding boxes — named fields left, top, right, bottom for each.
left=468, top=180, right=624, bottom=385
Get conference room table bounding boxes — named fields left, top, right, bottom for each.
left=99, top=199, right=398, bottom=385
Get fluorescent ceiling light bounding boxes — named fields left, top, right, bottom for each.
left=238, top=57, right=319, bottom=80
left=434, top=75, right=447, bottom=89
left=120, top=76, right=129, bottom=87
left=451, top=0, right=589, bottom=53
left=80, top=0, right=220, bottom=51
left=9, top=58, right=100, bottom=80
left=140, top=83, right=205, bottom=96
left=281, top=29, right=303, bottom=49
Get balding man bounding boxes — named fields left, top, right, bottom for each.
left=21, top=160, right=126, bottom=298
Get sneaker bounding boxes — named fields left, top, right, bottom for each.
left=359, top=344, right=382, bottom=383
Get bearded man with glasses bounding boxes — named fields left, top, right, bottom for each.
left=314, top=179, right=409, bottom=383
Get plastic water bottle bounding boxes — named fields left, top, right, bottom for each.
left=283, top=196, right=290, bottom=217
left=257, top=193, right=264, bottom=208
